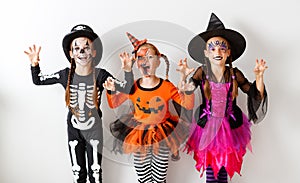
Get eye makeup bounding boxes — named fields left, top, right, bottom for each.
left=208, top=40, right=228, bottom=51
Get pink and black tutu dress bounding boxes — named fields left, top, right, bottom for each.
left=185, top=66, right=268, bottom=179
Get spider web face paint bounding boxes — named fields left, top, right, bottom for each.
left=207, top=39, right=228, bottom=52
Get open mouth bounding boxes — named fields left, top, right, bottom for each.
left=213, top=56, right=223, bottom=60
left=78, top=55, right=88, bottom=59
left=75, top=56, right=92, bottom=65
left=79, top=57, right=87, bottom=60
left=77, top=55, right=92, bottom=63
left=141, top=64, right=150, bottom=75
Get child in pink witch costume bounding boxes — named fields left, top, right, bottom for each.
left=179, top=13, right=268, bottom=182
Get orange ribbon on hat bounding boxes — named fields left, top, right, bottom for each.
left=126, top=32, right=148, bottom=53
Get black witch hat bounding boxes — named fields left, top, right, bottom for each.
left=188, top=13, right=246, bottom=64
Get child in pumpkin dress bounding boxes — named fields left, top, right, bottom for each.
left=180, top=13, right=268, bottom=182
left=103, top=32, right=195, bottom=183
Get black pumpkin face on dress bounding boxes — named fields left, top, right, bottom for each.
left=136, top=96, right=165, bottom=114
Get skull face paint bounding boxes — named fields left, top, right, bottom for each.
left=70, top=37, right=95, bottom=66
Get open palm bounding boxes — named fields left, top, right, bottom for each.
left=24, top=44, right=41, bottom=66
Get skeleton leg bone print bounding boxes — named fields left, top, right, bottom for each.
left=69, top=139, right=102, bottom=183
left=90, top=139, right=101, bottom=183
left=69, top=140, right=81, bottom=183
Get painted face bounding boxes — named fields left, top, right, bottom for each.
left=204, top=37, right=230, bottom=65
left=136, top=46, right=160, bottom=77
left=70, top=37, right=95, bottom=66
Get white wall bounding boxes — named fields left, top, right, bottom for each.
left=0, top=0, right=299, bottom=182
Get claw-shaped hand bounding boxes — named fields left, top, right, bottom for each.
left=179, top=80, right=195, bottom=92
left=103, top=77, right=116, bottom=91
left=120, top=52, right=135, bottom=72
left=254, top=59, right=268, bottom=76
left=177, top=58, right=195, bottom=92
left=176, top=58, right=195, bottom=80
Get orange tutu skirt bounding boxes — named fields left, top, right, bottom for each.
left=110, top=114, right=190, bottom=155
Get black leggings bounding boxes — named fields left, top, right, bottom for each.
left=67, top=122, right=103, bottom=183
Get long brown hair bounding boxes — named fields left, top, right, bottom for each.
left=203, top=57, right=211, bottom=100
left=228, top=56, right=238, bottom=100
left=65, top=58, right=76, bottom=108
left=202, top=56, right=238, bottom=101
left=91, top=60, right=99, bottom=109
left=65, top=58, right=99, bottom=113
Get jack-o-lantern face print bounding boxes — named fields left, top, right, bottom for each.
left=135, top=96, right=167, bottom=123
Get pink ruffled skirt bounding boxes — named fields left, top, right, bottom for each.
left=185, top=113, right=252, bottom=179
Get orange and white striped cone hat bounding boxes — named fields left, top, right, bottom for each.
left=126, top=32, right=148, bottom=54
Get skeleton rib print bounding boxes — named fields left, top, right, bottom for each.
left=70, top=83, right=97, bottom=130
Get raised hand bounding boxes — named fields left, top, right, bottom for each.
left=103, top=77, right=116, bottom=91
left=24, top=44, right=41, bottom=66
left=176, top=58, right=195, bottom=81
left=254, top=59, right=268, bottom=76
left=119, top=52, right=134, bottom=72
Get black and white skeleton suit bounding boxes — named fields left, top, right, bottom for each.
left=31, top=65, right=133, bottom=183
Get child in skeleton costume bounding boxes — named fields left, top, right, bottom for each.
left=103, top=32, right=195, bottom=183
left=24, top=24, right=133, bottom=183
left=181, top=13, right=268, bottom=182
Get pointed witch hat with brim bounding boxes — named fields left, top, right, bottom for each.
left=188, top=13, right=246, bottom=64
